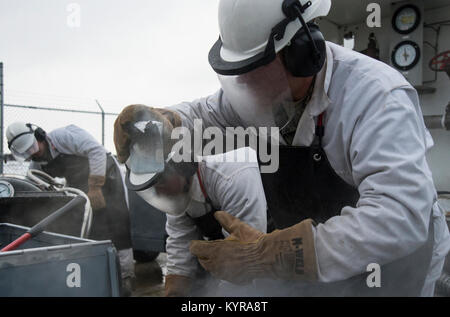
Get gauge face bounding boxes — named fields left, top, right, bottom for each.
left=392, top=41, right=421, bottom=71
left=0, top=181, right=14, bottom=198
left=392, top=5, right=421, bottom=35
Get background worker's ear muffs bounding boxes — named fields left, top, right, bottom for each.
left=33, top=125, right=47, bottom=142
left=23, top=123, right=46, bottom=142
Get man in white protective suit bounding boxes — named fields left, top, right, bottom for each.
left=6, top=122, right=135, bottom=295
left=115, top=0, right=450, bottom=296
left=113, top=105, right=267, bottom=296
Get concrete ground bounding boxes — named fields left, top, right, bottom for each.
left=128, top=252, right=450, bottom=297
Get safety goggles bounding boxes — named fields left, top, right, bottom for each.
left=124, top=120, right=166, bottom=191
left=10, top=138, right=39, bottom=162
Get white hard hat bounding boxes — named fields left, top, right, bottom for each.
left=6, top=122, right=39, bottom=161
left=209, top=0, right=331, bottom=75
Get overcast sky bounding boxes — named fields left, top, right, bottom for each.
left=0, top=0, right=221, bottom=153
left=0, top=0, right=221, bottom=111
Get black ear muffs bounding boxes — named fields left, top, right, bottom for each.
left=283, top=23, right=326, bottom=77
left=32, top=125, right=47, bottom=142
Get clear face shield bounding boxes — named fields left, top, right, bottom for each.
left=219, top=56, right=298, bottom=134
left=127, top=120, right=165, bottom=174
left=125, top=120, right=191, bottom=216
left=127, top=165, right=191, bottom=217
left=10, top=137, right=39, bottom=162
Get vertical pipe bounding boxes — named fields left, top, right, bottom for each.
left=95, top=100, right=105, bottom=146
left=0, top=63, right=4, bottom=174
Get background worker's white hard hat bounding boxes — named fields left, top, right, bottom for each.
left=6, top=122, right=39, bottom=161
left=218, top=0, right=331, bottom=63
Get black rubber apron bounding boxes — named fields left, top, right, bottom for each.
left=258, top=113, right=434, bottom=296
left=40, top=153, right=132, bottom=250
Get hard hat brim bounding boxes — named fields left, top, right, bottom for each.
left=209, top=37, right=278, bottom=76
left=125, top=168, right=161, bottom=192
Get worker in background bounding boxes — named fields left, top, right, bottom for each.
left=6, top=122, right=135, bottom=295
left=114, top=105, right=267, bottom=296
left=116, top=0, right=450, bottom=296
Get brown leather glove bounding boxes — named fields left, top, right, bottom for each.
left=87, top=175, right=106, bottom=210
left=113, top=105, right=182, bottom=164
left=164, top=274, right=192, bottom=297
left=189, top=211, right=318, bottom=285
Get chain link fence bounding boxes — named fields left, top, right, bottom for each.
left=1, top=103, right=119, bottom=175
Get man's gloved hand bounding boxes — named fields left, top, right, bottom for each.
left=189, top=211, right=318, bottom=285
left=87, top=175, right=106, bottom=210
left=164, top=274, right=192, bottom=297
left=113, top=105, right=182, bottom=164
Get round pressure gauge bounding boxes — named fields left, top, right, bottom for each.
left=392, top=5, right=421, bottom=35
left=392, top=41, right=421, bottom=71
left=0, top=181, right=15, bottom=198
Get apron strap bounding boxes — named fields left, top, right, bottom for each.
left=188, top=167, right=224, bottom=240
left=314, top=112, right=325, bottom=147
left=197, top=167, right=214, bottom=206
left=197, top=167, right=208, bottom=198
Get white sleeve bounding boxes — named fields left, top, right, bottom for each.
left=49, top=125, right=107, bottom=177
left=207, top=164, right=267, bottom=235
left=28, top=160, right=42, bottom=171
left=168, top=89, right=242, bottom=132
left=165, top=213, right=203, bottom=277
left=315, top=89, right=437, bottom=282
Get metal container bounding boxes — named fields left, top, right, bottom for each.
left=0, top=223, right=121, bottom=297
left=0, top=176, right=86, bottom=237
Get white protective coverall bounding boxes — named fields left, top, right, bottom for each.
left=29, top=125, right=107, bottom=176
left=170, top=41, right=450, bottom=296
left=165, top=147, right=267, bottom=278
